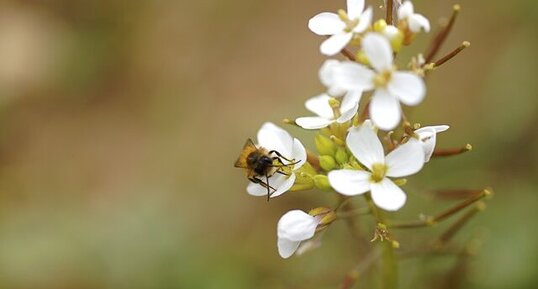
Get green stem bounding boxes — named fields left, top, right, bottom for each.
left=365, top=195, right=398, bottom=289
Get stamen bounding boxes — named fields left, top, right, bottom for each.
left=370, top=163, right=387, bottom=182
left=328, top=97, right=342, bottom=118
left=425, top=4, right=461, bottom=63
left=329, top=135, right=345, bottom=146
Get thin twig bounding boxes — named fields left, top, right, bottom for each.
left=388, top=189, right=491, bottom=229
left=432, top=41, right=470, bottom=68
left=424, top=4, right=461, bottom=63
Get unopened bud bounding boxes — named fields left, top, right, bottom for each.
left=393, top=178, right=407, bottom=186
left=319, top=155, right=337, bottom=171
left=373, top=19, right=387, bottom=32
left=309, top=207, right=336, bottom=230
left=315, top=134, right=336, bottom=156
left=356, top=50, right=370, bottom=65
left=313, top=174, right=332, bottom=191
left=335, top=147, right=349, bottom=165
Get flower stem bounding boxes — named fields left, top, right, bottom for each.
left=341, top=47, right=357, bottom=61
left=388, top=189, right=491, bottom=229
left=433, top=41, right=470, bottom=68
left=424, top=4, right=461, bottom=63
left=365, top=195, right=398, bottom=289
left=432, top=143, right=472, bottom=158
left=386, top=0, right=394, bottom=25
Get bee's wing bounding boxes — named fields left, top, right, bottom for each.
left=233, top=138, right=257, bottom=168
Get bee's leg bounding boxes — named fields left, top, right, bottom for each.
left=268, top=150, right=296, bottom=163
left=265, top=174, right=270, bottom=202
left=275, top=170, right=291, bottom=177
left=248, top=176, right=277, bottom=200
left=271, top=157, right=300, bottom=167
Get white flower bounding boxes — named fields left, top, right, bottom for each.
left=333, top=33, right=426, bottom=130
left=295, top=92, right=360, bottom=129
left=415, top=125, right=449, bottom=162
left=397, top=1, right=430, bottom=33
left=246, top=123, right=307, bottom=198
left=328, top=123, right=424, bottom=211
left=277, top=210, right=320, bottom=258
left=308, top=0, right=373, bottom=56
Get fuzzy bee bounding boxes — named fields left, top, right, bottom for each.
left=234, top=139, right=298, bottom=201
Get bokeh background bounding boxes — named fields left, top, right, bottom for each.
left=0, top=0, right=536, bottom=288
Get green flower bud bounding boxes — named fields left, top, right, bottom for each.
left=319, top=155, right=337, bottom=171
left=373, top=19, right=387, bottom=33
left=308, top=207, right=336, bottom=231
left=335, top=147, right=349, bottom=165
left=313, top=174, right=332, bottom=191
left=315, top=134, right=336, bottom=156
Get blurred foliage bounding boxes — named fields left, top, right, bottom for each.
left=0, top=0, right=536, bottom=288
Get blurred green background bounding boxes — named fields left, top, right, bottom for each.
left=0, top=0, right=536, bottom=288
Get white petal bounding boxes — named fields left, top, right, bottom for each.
left=296, top=117, right=334, bottom=130
left=370, top=178, right=407, bottom=211
left=328, top=169, right=371, bottom=196
left=383, top=25, right=400, bottom=40
left=415, top=127, right=437, bottom=162
left=362, top=33, right=393, bottom=71
left=423, top=125, right=450, bottom=133
left=304, top=93, right=334, bottom=118
left=332, top=61, right=375, bottom=91
left=277, top=210, right=318, bottom=241
left=308, top=12, right=345, bottom=35
left=370, top=89, right=401, bottom=131
left=291, top=139, right=307, bottom=169
left=397, top=1, right=414, bottom=19
left=320, top=32, right=353, bottom=56
left=408, top=14, right=430, bottom=33
left=415, top=125, right=448, bottom=162
left=277, top=238, right=301, bottom=259
left=388, top=72, right=425, bottom=106
left=336, top=100, right=359, bottom=123
left=385, top=138, right=425, bottom=177
left=353, top=6, right=372, bottom=33
left=340, top=90, right=362, bottom=112
left=247, top=173, right=296, bottom=198
left=346, top=124, right=385, bottom=170
left=319, top=60, right=343, bottom=93
left=347, top=0, right=365, bottom=19
left=257, top=122, right=293, bottom=157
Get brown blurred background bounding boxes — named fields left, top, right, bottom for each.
left=0, top=0, right=536, bottom=288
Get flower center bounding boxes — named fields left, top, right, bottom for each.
left=338, top=9, right=359, bottom=33
left=373, top=69, right=393, bottom=88
left=370, top=163, right=387, bottom=183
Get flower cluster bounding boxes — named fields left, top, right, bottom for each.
left=235, top=2, right=488, bottom=283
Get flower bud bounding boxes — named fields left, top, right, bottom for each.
left=308, top=207, right=336, bottom=231
left=319, top=155, right=337, bottom=171
left=373, top=19, right=387, bottom=33
left=313, top=174, right=332, bottom=191
left=335, top=147, right=349, bottom=165
left=315, top=134, right=336, bottom=156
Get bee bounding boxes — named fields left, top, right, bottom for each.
left=234, top=138, right=299, bottom=201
